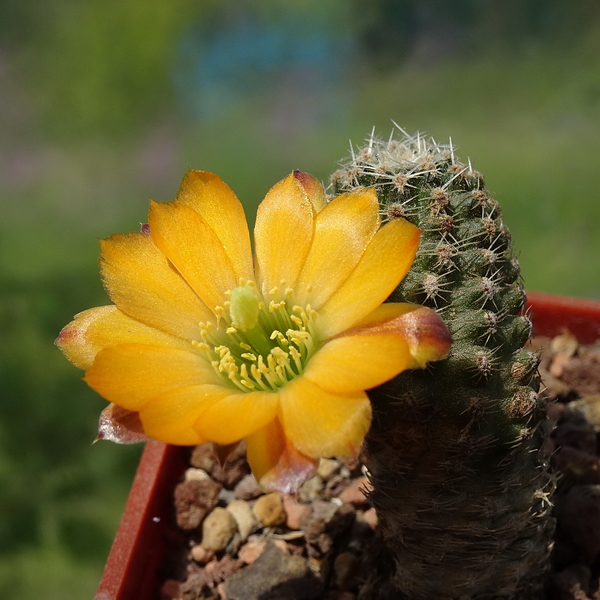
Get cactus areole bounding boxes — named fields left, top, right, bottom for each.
left=330, top=128, right=555, bottom=600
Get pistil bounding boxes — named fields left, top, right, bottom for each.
left=193, top=279, right=319, bottom=392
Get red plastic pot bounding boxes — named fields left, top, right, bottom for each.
left=94, top=292, right=600, bottom=600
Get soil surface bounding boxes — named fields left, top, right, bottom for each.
left=157, top=331, right=600, bottom=600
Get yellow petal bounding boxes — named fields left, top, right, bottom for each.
left=318, top=217, right=420, bottom=338
left=175, top=170, right=253, bottom=281
left=245, top=418, right=318, bottom=493
left=148, top=200, right=238, bottom=313
left=295, top=187, right=381, bottom=307
left=278, top=377, right=372, bottom=459
left=302, top=333, right=410, bottom=395
left=139, top=384, right=232, bottom=446
left=84, top=344, right=219, bottom=411
left=100, top=232, right=213, bottom=339
left=347, top=303, right=452, bottom=369
left=56, top=305, right=191, bottom=370
left=254, top=173, right=315, bottom=299
left=193, top=390, right=279, bottom=446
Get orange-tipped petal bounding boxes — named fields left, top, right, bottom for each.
left=318, top=217, right=421, bottom=338
left=97, top=404, right=149, bottom=444
left=138, top=384, right=231, bottom=445
left=254, top=173, right=316, bottom=299
left=279, top=377, right=372, bottom=459
left=100, top=232, right=213, bottom=339
left=193, top=390, right=279, bottom=446
left=292, top=170, right=327, bottom=212
left=148, top=200, right=238, bottom=313
left=56, top=305, right=191, bottom=370
left=84, top=344, right=219, bottom=411
left=295, top=188, right=380, bottom=307
left=302, top=333, right=410, bottom=395
left=175, top=170, right=253, bottom=281
left=246, top=418, right=318, bottom=493
left=346, top=303, right=452, bottom=369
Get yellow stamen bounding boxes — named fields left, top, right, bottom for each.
left=195, top=284, right=320, bottom=393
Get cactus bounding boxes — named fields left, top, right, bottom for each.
left=329, top=127, right=555, bottom=600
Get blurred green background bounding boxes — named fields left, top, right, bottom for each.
left=1, top=1, right=599, bottom=597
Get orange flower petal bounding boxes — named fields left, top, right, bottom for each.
left=100, top=232, right=213, bottom=339
left=148, top=200, right=238, bottom=313
left=97, top=404, right=149, bottom=444
left=302, top=333, right=410, bottom=395
left=346, top=302, right=452, bottom=369
left=139, top=384, right=232, bottom=445
left=193, top=390, right=279, bottom=446
left=318, top=217, right=421, bottom=338
left=292, top=171, right=327, bottom=212
left=295, top=188, right=381, bottom=307
left=56, top=305, right=191, bottom=370
left=278, top=377, right=372, bottom=459
left=245, top=418, right=318, bottom=493
left=175, top=170, right=253, bottom=281
left=254, top=173, right=316, bottom=299
left=84, top=344, right=219, bottom=411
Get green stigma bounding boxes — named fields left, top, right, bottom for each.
left=229, top=284, right=260, bottom=331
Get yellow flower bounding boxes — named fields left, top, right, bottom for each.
left=56, top=170, right=451, bottom=492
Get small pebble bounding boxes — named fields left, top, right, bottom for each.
left=317, top=458, right=341, bottom=480
left=238, top=539, right=289, bottom=564
left=210, top=442, right=251, bottom=489
left=282, top=495, right=312, bottom=530
left=218, top=487, right=236, bottom=505
left=233, top=474, right=264, bottom=500
left=238, top=539, right=267, bottom=564
left=551, top=331, right=579, bottom=357
left=190, top=544, right=214, bottom=564
left=202, top=507, right=238, bottom=551
left=253, top=492, right=287, bottom=527
left=297, top=475, right=323, bottom=503
left=180, top=572, right=211, bottom=598
left=338, top=477, right=372, bottom=506
left=205, top=554, right=244, bottom=584
left=227, top=499, right=257, bottom=541
left=324, top=475, right=352, bottom=500
left=190, top=443, right=218, bottom=472
left=184, top=467, right=210, bottom=482
left=362, top=507, right=378, bottom=529
left=217, top=582, right=228, bottom=599
left=174, top=478, right=222, bottom=530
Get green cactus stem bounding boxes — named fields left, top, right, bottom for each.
left=330, top=127, right=555, bottom=600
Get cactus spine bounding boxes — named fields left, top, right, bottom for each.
left=330, top=128, right=555, bottom=600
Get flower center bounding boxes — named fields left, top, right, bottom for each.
left=192, top=280, right=319, bottom=392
